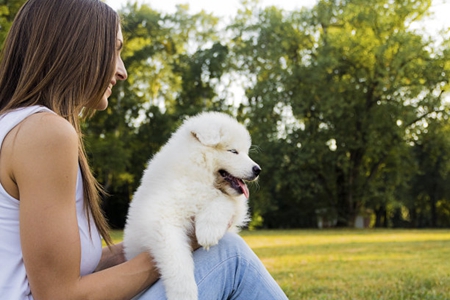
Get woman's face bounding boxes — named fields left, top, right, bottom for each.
left=96, top=26, right=128, bottom=111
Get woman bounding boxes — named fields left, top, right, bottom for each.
left=0, top=0, right=288, bottom=299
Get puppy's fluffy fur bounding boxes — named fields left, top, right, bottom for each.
left=123, top=112, right=261, bottom=300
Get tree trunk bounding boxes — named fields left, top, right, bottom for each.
left=374, top=205, right=387, bottom=228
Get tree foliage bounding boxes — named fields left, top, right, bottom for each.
left=1, top=0, right=450, bottom=228
left=0, top=0, right=25, bottom=46
left=229, top=0, right=450, bottom=227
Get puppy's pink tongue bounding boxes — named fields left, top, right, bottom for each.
left=239, top=181, right=250, bottom=199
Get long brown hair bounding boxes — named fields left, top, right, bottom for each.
left=0, top=0, right=118, bottom=245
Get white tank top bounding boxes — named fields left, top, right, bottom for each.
left=0, top=105, right=102, bottom=299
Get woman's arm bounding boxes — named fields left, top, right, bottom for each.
left=11, top=113, right=158, bottom=300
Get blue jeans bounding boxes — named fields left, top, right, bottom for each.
left=137, top=233, right=288, bottom=300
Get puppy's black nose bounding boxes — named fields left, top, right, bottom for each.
left=253, top=165, right=261, bottom=177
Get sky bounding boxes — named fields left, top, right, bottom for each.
left=105, top=0, right=450, bottom=33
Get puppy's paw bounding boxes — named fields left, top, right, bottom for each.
left=196, top=225, right=226, bottom=251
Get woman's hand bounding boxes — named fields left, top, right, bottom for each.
left=95, top=242, right=127, bottom=272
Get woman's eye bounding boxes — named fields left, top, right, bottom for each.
left=228, top=149, right=238, bottom=154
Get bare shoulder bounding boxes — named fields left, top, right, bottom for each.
left=1, top=111, right=79, bottom=199
left=19, top=112, right=77, bottom=140
left=11, top=112, right=78, bottom=153
left=8, top=112, right=79, bottom=173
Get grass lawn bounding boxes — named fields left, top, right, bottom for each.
left=110, top=229, right=450, bottom=299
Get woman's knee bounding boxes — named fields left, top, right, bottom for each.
left=214, top=232, right=257, bottom=260
left=218, top=232, right=247, bottom=249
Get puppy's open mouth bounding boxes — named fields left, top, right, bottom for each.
left=218, top=170, right=250, bottom=199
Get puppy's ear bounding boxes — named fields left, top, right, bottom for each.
left=191, top=127, right=221, bottom=146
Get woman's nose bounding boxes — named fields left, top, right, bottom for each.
left=116, top=57, right=127, bottom=81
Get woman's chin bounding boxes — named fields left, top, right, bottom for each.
left=96, top=99, right=109, bottom=111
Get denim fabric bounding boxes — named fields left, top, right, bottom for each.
left=137, top=232, right=288, bottom=300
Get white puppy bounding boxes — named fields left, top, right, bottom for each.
left=123, top=112, right=261, bottom=300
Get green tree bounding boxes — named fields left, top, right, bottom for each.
left=0, top=0, right=26, bottom=46
left=230, top=0, right=450, bottom=227
left=403, top=119, right=450, bottom=227
left=5, top=0, right=450, bottom=229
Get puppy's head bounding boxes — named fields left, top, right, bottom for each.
left=188, top=112, right=261, bottom=199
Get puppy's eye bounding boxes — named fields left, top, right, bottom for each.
left=228, top=149, right=238, bottom=154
